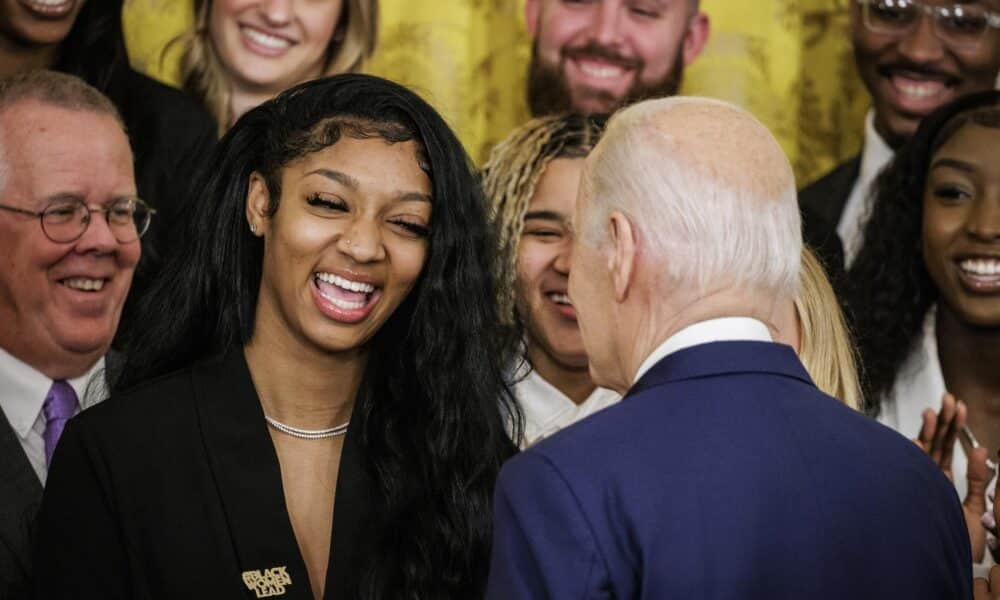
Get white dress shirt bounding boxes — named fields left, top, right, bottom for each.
left=633, top=317, right=774, bottom=385
left=839, top=110, right=894, bottom=266
left=0, top=347, right=105, bottom=484
left=513, top=366, right=620, bottom=448
left=877, top=308, right=995, bottom=574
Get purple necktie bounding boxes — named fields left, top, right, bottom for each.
left=43, top=380, right=78, bottom=466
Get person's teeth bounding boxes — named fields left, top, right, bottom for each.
left=893, top=77, right=946, bottom=99
left=578, top=61, right=625, bottom=79
left=25, top=0, right=72, bottom=7
left=550, top=293, right=572, bottom=306
left=63, top=278, right=105, bottom=291
left=960, top=259, right=1000, bottom=276
left=242, top=27, right=291, bottom=50
left=319, top=292, right=366, bottom=310
left=315, top=272, right=376, bottom=293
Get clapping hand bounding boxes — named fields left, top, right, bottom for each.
left=914, top=393, right=994, bottom=563
left=975, top=484, right=1000, bottom=598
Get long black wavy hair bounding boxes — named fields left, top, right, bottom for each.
left=846, top=90, right=1000, bottom=414
left=112, top=74, right=522, bottom=598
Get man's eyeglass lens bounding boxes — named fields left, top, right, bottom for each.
left=42, top=198, right=152, bottom=243
left=863, top=0, right=999, bottom=48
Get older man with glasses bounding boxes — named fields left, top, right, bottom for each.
left=0, top=70, right=145, bottom=598
left=802, top=0, right=1000, bottom=268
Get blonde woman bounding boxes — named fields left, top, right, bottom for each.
left=774, top=247, right=864, bottom=412
left=179, top=0, right=377, bottom=133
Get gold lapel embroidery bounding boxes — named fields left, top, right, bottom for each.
left=242, top=566, right=292, bottom=598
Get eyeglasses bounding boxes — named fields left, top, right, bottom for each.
left=858, top=0, right=1000, bottom=50
left=0, top=196, right=156, bottom=243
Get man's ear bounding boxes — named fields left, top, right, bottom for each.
left=525, top=0, right=541, bottom=38
left=245, top=172, right=271, bottom=235
left=607, top=211, right=636, bottom=303
left=682, top=11, right=711, bottom=67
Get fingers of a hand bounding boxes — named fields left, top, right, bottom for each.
left=939, top=401, right=967, bottom=470
left=916, top=409, right=937, bottom=450
left=990, top=565, right=1000, bottom=595
left=974, top=576, right=990, bottom=599
left=931, top=394, right=958, bottom=466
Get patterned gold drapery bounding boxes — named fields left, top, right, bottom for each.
left=122, top=0, right=868, bottom=185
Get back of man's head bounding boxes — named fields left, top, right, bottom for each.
left=580, top=96, right=801, bottom=301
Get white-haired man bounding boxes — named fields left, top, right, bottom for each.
left=486, top=97, right=971, bottom=599
left=0, top=70, right=144, bottom=597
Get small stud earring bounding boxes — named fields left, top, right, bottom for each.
left=249, top=223, right=257, bottom=235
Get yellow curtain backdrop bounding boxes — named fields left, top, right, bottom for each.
left=122, top=0, right=867, bottom=185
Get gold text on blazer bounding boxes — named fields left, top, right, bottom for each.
left=242, top=566, right=292, bottom=598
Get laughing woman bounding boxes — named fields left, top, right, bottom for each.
left=32, top=74, right=521, bottom=599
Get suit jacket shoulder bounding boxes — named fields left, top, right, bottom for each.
left=488, top=341, right=971, bottom=600
left=113, top=69, right=218, bottom=321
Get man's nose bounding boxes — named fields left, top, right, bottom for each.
left=898, top=13, right=946, bottom=64
left=73, top=209, right=121, bottom=255
left=590, top=2, right=625, bottom=48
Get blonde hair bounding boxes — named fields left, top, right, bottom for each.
left=177, top=0, right=377, bottom=135
left=796, top=247, right=863, bottom=411
left=481, top=114, right=605, bottom=325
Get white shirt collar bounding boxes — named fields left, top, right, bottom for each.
left=0, top=346, right=104, bottom=439
left=632, top=317, right=773, bottom=385
left=513, top=365, right=619, bottom=448
left=839, top=110, right=894, bottom=265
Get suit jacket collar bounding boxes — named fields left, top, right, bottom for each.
left=626, top=341, right=814, bottom=399
left=193, top=349, right=376, bottom=599
left=800, top=155, right=861, bottom=229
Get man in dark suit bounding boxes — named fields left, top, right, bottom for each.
left=0, top=71, right=140, bottom=598
left=801, top=0, right=1000, bottom=267
left=486, top=97, right=972, bottom=599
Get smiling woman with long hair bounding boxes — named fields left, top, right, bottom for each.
left=31, top=74, right=521, bottom=599
left=847, top=90, right=1000, bottom=565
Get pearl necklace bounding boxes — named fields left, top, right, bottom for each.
left=264, top=415, right=349, bottom=440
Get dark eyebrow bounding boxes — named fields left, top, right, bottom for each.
left=523, top=210, right=569, bottom=224
left=306, top=168, right=432, bottom=204
left=306, top=168, right=360, bottom=190
left=931, top=158, right=979, bottom=175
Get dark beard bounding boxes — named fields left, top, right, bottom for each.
left=527, top=43, right=685, bottom=117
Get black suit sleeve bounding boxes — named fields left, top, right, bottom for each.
left=32, top=419, right=136, bottom=600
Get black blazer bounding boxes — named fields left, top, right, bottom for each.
left=32, top=350, right=378, bottom=599
left=111, top=69, right=217, bottom=313
left=0, top=353, right=119, bottom=600
left=0, top=412, right=41, bottom=600
left=798, top=156, right=861, bottom=287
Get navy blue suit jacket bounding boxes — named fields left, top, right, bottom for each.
left=487, top=341, right=970, bottom=599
